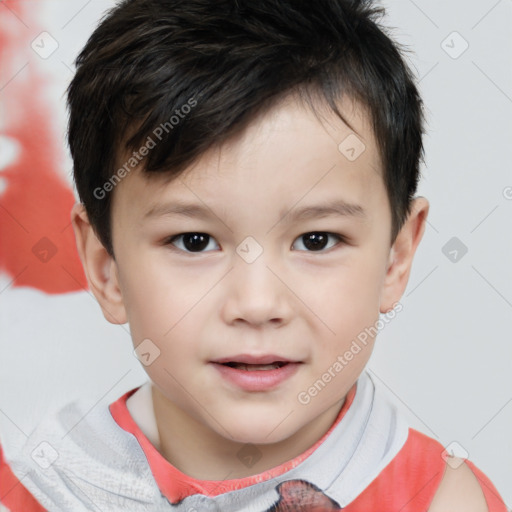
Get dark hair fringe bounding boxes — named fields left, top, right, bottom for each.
left=67, top=0, right=424, bottom=255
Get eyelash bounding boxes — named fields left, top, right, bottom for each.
left=163, top=232, right=347, bottom=254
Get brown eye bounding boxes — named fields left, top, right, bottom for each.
left=292, top=232, right=343, bottom=252
left=166, top=233, right=219, bottom=253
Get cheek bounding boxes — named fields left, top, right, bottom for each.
left=117, top=252, right=220, bottom=370
left=122, top=270, right=206, bottom=394
left=306, top=253, right=386, bottom=337
left=116, top=251, right=194, bottom=343
left=307, top=262, right=383, bottom=389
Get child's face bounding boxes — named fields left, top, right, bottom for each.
left=78, top=95, right=425, bottom=446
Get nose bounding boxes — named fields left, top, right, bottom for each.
left=220, top=248, right=294, bottom=328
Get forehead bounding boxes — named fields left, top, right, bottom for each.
left=185, top=94, right=379, bottom=175
left=112, top=94, right=385, bottom=224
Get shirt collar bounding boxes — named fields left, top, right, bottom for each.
left=109, top=380, right=357, bottom=504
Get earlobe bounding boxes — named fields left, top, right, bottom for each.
left=70, top=203, right=127, bottom=325
left=379, top=197, right=429, bottom=313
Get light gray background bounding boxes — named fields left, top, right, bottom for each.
left=1, top=0, right=511, bottom=504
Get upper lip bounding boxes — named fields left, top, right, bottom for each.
left=211, top=354, right=299, bottom=364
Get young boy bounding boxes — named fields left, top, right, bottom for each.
left=0, top=0, right=508, bottom=510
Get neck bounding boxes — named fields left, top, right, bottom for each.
left=150, top=385, right=345, bottom=481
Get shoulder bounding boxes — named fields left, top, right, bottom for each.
left=0, top=440, right=46, bottom=511
left=1, top=389, right=155, bottom=510
left=427, top=457, right=488, bottom=512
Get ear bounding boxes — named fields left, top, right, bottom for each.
left=379, top=197, right=429, bottom=313
left=71, top=203, right=127, bottom=324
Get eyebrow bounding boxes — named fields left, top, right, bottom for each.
left=143, top=198, right=366, bottom=223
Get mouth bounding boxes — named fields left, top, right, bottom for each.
left=210, top=355, right=301, bottom=391
left=211, top=354, right=299, bottom=369
left=219, top=361, right=289, bottom=371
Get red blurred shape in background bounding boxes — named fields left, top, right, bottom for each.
left=0, top=0, right=87, bottom=294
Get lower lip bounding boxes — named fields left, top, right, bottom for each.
left=211, top=362, right=301, bottom=391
